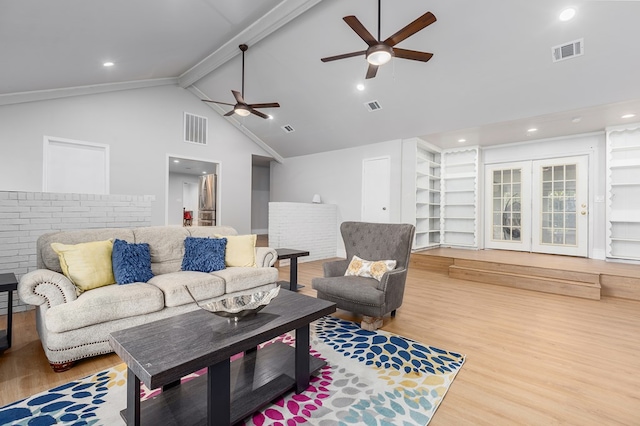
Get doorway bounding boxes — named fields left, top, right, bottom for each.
left=484, top=155, right=589, bottom=257
left=166, top=155, right=219, bottom=226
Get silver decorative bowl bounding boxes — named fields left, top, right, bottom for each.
left=185, top=285, right=280, bottom=321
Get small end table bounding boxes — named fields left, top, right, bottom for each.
left=275, top=248, right=309, bottom=292
left=0, top=273, right=18, bottom=354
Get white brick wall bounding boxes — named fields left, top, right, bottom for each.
left=0, top=191, right=154, bottom=315
left=268, top=202, right=337, bottom=263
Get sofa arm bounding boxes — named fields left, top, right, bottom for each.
left=256, top=247, right=278, bottom=267
left=323, top=259, right=350, bottom=278
left=18, top=269, right=78, bottom=308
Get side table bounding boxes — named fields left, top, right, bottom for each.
left=275, top=248, right=309, bottom=292
left=0, top=273, right=18, bottom=354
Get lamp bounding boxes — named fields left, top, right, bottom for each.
left=312, top=194, right=322, bottom=204
left=234, top=105, right=251, bottom=117
left=366, top=44, right=393, bottom=66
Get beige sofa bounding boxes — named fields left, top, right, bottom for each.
left=18, top=225, right=279, bottom=371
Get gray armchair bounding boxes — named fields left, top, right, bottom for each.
left=312, top=221, right=415, bottom=330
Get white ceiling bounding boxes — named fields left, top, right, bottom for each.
left=2, top=0, right=640, bottom=159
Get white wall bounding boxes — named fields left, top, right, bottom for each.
left=270, top=139, right=403, bottom=256
left=251, top=164, right=270, bottom=234
left=482, top=132, right=606, bottom=259
left=0, top=84, right=272, bottom=233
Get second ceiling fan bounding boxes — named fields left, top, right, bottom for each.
left=321, top=0, right=437, bottom=79
left=202, top=44, right=280, bottom=119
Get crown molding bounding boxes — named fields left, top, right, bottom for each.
left=178, top=0, right=322, bottom=88
left=189, top=85, right=284, bottom=163
left=0, top=78, right=178, bottom=106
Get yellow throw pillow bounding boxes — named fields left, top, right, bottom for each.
left=217, top=234, right=257, bottom=267
left=345, top=255, right=397, bottom=282
left=51, top=239, right=116, bottom=294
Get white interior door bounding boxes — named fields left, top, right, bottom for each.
left=531, top=156, right=588, bottom=256
left=485, top=155, right=589, bottom=257
left=362, top=156, right=391, bottom=223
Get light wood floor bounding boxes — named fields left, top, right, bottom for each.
left=2, top=259, right=640, bottom=425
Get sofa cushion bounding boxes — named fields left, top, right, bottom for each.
left=181, top=237, right=226, bottom=273
left=112, top=239, right=154, bottom=284
left=46, top=283, right=164, bottom=333
left=148, top=271, right=225, bottom=307
left=38, top=228, right=135, bottom=272
left=51, top=240, right=116, bottom=294
left=222, top=234, right=257, bottom=267
left=211, top=267, right=279, bottom=294
left=133, top=226, right=190, bottom=275
left=188, top=226, right=238, bottom=239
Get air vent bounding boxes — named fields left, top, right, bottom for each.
left=552, top=38, right=584, bottom=62
left=364, top=100, right=382, bottom=112
left=281, top=124, right=295, bottom=133
left=184, top=112, right=208, bottom=145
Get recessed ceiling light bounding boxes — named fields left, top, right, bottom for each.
left=267, top=114, right=274, bottom=120
left=458, top=138, right=466, bottom=143
left=571, top=116, right=582, bottom=123
left=356, top=84, right=365, bottom=91
left=621, top=113, right=636, bottom=119
left=173, top=159, right=179, bottom=163
left=103, top=62, right=114, bottom=67
left=202, top=171, right=207, bottom=174
left=559, top=8, right=576, bottom=22
left=527, top=128, right=538, bottom=132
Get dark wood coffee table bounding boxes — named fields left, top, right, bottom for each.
left=109, top=289, right=336, bottom=426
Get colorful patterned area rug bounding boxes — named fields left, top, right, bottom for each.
left=0, top=317, right=464, bottom=426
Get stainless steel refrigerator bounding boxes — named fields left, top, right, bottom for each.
left=198, top=174, right=216, bottom=226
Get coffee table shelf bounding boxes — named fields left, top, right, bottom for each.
left=124, top=341, right=325, bottom=425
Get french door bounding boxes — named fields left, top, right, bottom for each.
left=485, top=156, right=589, bottom=257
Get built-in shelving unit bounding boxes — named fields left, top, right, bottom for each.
left=606, top=123, right=640, bottom=261
left=440, top=147, right=479, bottom=248
left=401, top=138, right=441, bottom=250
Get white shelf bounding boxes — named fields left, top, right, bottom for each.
left=402, top=139, right=442, bottom=250
left=606, top=125, right=640, bottom=260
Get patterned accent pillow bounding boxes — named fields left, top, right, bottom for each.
left=111, top=239, right=154, bottom=285
left=344, top=255, right=397, bottom=282
left=51, top=239, right=115, bottom=294
left=181, top=236, right=227, bottom=273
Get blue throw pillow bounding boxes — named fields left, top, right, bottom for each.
left=112, top=239, right=154, bottom=285
left=181, top=236, right=227, bottom=273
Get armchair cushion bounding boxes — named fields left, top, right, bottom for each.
left=345, top=255, right=396, bottom=281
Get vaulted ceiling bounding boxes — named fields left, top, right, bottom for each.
left=2, top=0, right=640, bottom=160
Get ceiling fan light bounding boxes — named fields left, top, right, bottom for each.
left=366, top=44, right=393, bottom=66
left=234, top=105, right=251, bottom=117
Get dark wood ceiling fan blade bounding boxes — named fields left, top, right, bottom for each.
left=384, top=11, right=436, bottom=47
left=231, top=90, right=245, bottom=104
left=224, top=110, right=235, bottom=117
left=247, top=102, right=280, bottom=109
left=321, top=50, right=366, bottom=62
left=201, top=99, right=235, bottom=106
left=249, top=108, right=269, bottom=119
left=393, top=48, right=433, bottom=62
left=365, top=64, right=379, bottom=79
left=343, top=16, right=378, bottom=46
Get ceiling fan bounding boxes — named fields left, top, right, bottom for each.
left=321, top=0, right=436, bottom=79
left=202, top=44, right=280, bottom=119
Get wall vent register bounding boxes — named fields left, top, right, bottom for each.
left=184, top=112, right=208, bottom=145
left=364, top=100, right=382, bottom=112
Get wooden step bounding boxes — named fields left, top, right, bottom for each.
left=449, top=264, right=601, bottom=300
